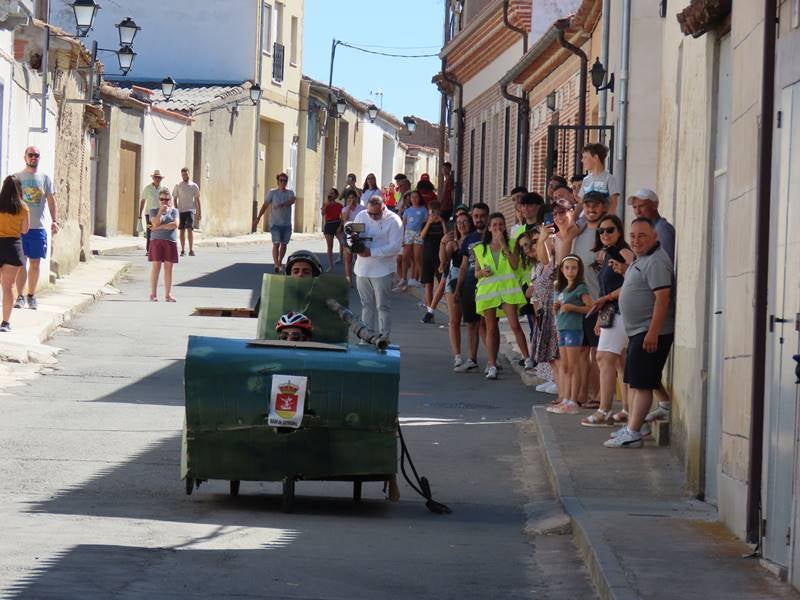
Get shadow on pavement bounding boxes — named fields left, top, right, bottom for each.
left=87, top=360, right=186, bottom=407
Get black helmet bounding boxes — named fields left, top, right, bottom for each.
left=285, top=250, right=322, bottom=277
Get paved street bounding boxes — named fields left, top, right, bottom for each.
left=0, top=240, right=595, bottom=599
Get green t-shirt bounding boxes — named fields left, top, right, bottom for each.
left=556, top=283, right=589, bottom=332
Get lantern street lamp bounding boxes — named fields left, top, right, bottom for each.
left=116, top=45, right=135, bottom=76
left=116, top=17, right=141, bottom=47
left=403, top=116, right=417, bottom=133
left=70, top=0, right=100, bottom=37
left=249, top=83, right=262, bottom=105
left=546, top=90, right=557, bottom=112
left=367, top=104, right=379, bottom=122
left=161, top=76, right=177, bottom=101
left=334, top=96, right=347, bottom=118
left=590, top=58, right=615, bottom=94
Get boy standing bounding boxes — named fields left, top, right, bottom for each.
left=579, top=143, right=620, bottom=215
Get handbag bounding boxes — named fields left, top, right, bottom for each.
left=598, top=302, right=616, bottom=328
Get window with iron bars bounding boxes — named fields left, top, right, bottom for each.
left=272, top=42, right=285, bottom=82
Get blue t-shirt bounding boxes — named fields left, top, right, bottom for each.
left=556, top=283, right=589, bottom=332
left=404, top=206, right=428, bottom=233
left=460, top=231, right=482, bottom=286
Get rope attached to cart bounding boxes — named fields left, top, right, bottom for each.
left=397, top=424, right=451, bottom=515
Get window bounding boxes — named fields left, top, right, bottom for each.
left=503, top=106, right=510, bottom=196
left=272, top=42, right=285, bottom=82
left=275, top=2, right=284, bottom=44
left=290, top=16, right=298, bottom=65
left=261, top=3, right=272, bottom=54
left=479, top=122, right=486, bottom=203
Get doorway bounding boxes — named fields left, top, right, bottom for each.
left=118, top=141, right=140, bottom=236
left=764, top=79, right=800, bottom=573
left=703, top=33, right=731, bottom=506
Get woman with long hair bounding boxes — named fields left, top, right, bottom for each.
left=360, top=173, right=381, bottom=206
left=528, top=228, right=560, bottom=396
left=473, top=212, right=533, bottom=380
left=0, top=175, right=29, bottom=332
left=401, top=190, right=427, bottom=287
left=320, top=187, right=344, bottom=271
left=581, top=214, right=634, bottom=427
left=440, top=211, right=473, bottom=366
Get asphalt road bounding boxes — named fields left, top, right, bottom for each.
left=0, top=239, right=595, bottom=599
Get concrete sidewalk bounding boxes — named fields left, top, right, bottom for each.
left=533, top=406, right=800, bottom=600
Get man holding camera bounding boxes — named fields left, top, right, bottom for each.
left=352, top=195, right=403, bottom=338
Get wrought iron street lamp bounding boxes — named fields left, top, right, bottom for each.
left=70, top=0, right=100, bottom=37
left=334, top=96, right=347, bottom=118
left=590, top=58, right=615, bottom=94
left=116, top=45, right=135, bottom=75
left=367, top=104, right=379, bottom=122
left=403, top=116, right=417, bottom=133
left=249, top=83, right=262, bottom=105
left=116, top=17, right=141, bottom=47
left=161, top=76, right=177, bottom=101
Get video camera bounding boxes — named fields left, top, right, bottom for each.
left=343, top=222, right=373, bottom=254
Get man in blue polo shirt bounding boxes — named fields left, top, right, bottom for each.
left=14, top=146, right=58, bottom=310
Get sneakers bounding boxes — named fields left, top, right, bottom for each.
left=454, top=359, right=478, bottom=373
left=26, top=295, right=38, bottom=310
left=546, top=399, right=580, bottom=414
left=535, top=381, right=552, bottom=392
left=610, top=422, right=651, bottom=438
left=189, top=250, right=195, bottom=256
left=604, top=427, right=644, bottom=448
left=13, top=295, right=26, bottom=309
left=0, top=321, right=10, bottom=332
left=421, top=311, right=435, bottom=324
left=485, top=365, right=498, bottom=380
left=523, top=357, right=535, bottom=370
left=407, top=278, right=421, bottom=288
left=392, top=280, right=407, bottom=292
left=645, top=403, right=671, bottom=422
left=180, top=250, right=186, bottom=256
left=543, top=381, right=558, bottom=395
left=453, top=355, right=464, bottom=369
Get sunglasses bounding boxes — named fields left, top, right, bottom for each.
left=598, top=226, right=617, bottom=235
left=279, top=331, right=304, bottom=341
left=27, top=153, right=40, bottom=158
left=160, top=197, right=170, bottom=202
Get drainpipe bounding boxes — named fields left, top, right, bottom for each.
left=746, top=0, right=777, bottom=546
left=502, top=0, right=529, bottom=187
left=555, top=18, right=587, bottom=178
left=441, top=62, right=464, bottom=202
left=251, top=3, right=265, bottom=231
left=599, top=0, right=611, bottom=127
left=615, top=0, right=631, bottom=202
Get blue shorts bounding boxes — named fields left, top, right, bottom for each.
left=270, top=224, right=292, bottom=244
left=21, top=228, right=48, bottom=259
left=558, top=329, right=584, bottom=347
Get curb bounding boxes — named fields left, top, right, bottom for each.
left=532, top=405, right=639, bottom=600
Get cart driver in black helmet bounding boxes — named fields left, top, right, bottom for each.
left=285, top=250, right=322, bottom=278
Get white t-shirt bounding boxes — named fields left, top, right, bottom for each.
left=579, top=170, right=619, bottom=199
left=173, top=181, right=200, bottom=213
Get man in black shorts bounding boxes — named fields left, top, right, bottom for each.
left=605, top=217, right=674, bottom=448
left=453, top=202, right=489, bottom=373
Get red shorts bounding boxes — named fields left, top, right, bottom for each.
left=148, top=239, right=179, bottom=263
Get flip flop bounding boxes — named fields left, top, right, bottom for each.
left=149, top=294, right=158, bottom=302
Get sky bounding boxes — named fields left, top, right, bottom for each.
left=303, top=0, right=445, bottom=123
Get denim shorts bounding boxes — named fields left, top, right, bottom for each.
left=270, top=224, right=292, bottom=244
left=558, top=329, right=584, bottom=347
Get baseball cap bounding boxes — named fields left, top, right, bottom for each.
left=454, top=203, right=469, bottom=214
left=627, top=188, right=659, bottom=205
left=520, top=192, right=544, bottom=205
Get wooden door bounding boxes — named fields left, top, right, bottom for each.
left=118, top=142, right=139, bottom=236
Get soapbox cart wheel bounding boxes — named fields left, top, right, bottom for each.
left=230, top=480, right=240, bottom=497
left=185, top=477, right=194, bottom=496
left=282, top=477, right=295, bottom=513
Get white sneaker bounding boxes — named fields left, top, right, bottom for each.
left=454, top=359, right=478, bottom=373
left=543, top=382, right=559, bottom=395
left=645, top=404, right=671, bottom=422
left=407, top=278, right=421, bottom=288
left=610, top=423, right=650, bottom=439
left=523, top=358, right=535, bottom=370
left=392, top=280, right=407, bottom=292
left=485, top=365, right=498, bottom=380
left=13, top=295, right=26, bottom=309
left=535, top=381, right=552, bottom=392
left=453, top=356, right=464, bottom=368
left=604, top=427, right=643, bottom=448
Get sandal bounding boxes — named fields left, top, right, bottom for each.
left=581, top=398, right=601, bottom=410
left=149, top=294, right=158, bottom=302
left=581, top=409, right=614, bottom=427
left=546, top=399, right=580, bottom=415
left=165, top=295, right=177, bottom=303
left=612, top=409, right=629, bottom=424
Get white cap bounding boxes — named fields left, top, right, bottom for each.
left=627, top=188, right=659, bottom=205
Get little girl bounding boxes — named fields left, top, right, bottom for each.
left=547, top=254, right=593, bottom=414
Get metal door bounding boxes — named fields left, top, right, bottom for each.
left=118, top=142, right=139, bottom=236
left=703, top=34, right=731, bottom=505
left=764, top=81, right=800, bottom=570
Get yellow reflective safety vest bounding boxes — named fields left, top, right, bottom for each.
left=474, top=242, right=528, bottom=315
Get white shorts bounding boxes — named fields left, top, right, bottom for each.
left=597, top=313, right=627, bottom=355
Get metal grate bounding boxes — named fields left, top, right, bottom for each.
left=272, top=42, right=285, bottom=82
left=545, top=124, right=614, bottom=189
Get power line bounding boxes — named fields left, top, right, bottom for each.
left=355, top=43, right=441, bottom=50
left=338, top=41, right=439, bottom=59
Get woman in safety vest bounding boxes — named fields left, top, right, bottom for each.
left=473, top=212, right=534, bottom=380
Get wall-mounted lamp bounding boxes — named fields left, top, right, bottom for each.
left=590, top=58, right=615, bottom=94
left=367, top=104, right=379, bottom=122
left=70, top=0, right=100, bottom=37
left=403, top=115, right=417, bottom=133
left=546, top=90, right=557, bottom=112
left=334, top=96, right=347, bottom=118
left=116, top=45, right=135, bottom=75
left=658, top=0, right=667, bottom=18
left=249, top=83, right=262, bottom=105
left=116, top=16, right=141, bottom=47
left=161, top=76, right=177, bottom=101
